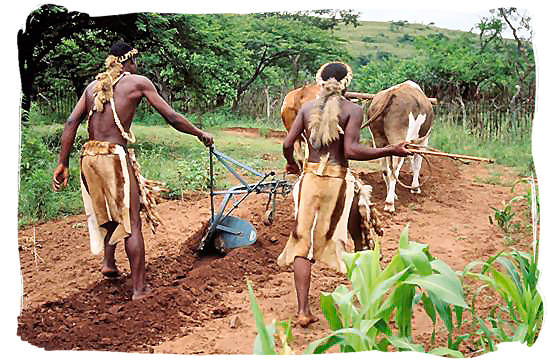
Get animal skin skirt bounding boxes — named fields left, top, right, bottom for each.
left=80, top=141, right=133, bottom=255
left=277, top=162, right=382, bottom=273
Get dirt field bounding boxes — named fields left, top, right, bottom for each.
left=16, top=144, right=533, bottom=355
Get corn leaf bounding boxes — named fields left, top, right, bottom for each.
left=429, top=347, right=464, bottom=358
left=429, top=291, right=454, bottom=333
left=477, top=317, right=496, bottom=352
left=304, top=335, right=344, bottom=354
left=320, top=291, right=343, bottom=331
left=421, top=292, right=437, bottom=324
left=387, top=336, right=424, bottom=352
left=400, top=241, right=432, bottom=276
left=247, top=280, right=276, bottom=355
left=404, top=274, right=469, bottom=308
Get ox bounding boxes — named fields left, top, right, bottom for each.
left=366, top=80, right=434, bottom=213
left=280, top=83, right=320, bottom=166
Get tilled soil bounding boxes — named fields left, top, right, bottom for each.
left=16, top=156, right=533, bottom=355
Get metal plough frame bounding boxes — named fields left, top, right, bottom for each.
left=197, top=146, right=293, bottom=254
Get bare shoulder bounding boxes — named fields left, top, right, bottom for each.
left=342, top=98, right=362, bottom=111
left=300, top=99, right=316, bottom=112
left=342, top=98, right=363, bottom=117
left=126, top=74, right=153, bottom=87
left=83, top=80, right=97, bottom=96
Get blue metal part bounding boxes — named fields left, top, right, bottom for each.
left=217, top=215, right=257, bottom=249
left=197, top=146, right=292, bottom=253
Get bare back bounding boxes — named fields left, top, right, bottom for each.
left=300, top=98, right=362, bottom=167
left=85, top=74, right=149, bottom=146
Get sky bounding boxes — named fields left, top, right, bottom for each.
left=357, top=8, right=529, bottom=39
left=2, top=1, right=549, bottom=360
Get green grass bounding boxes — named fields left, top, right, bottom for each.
left=18, top=106, right=533, bottom=227
left=334, top=20, right=477, bottom=61
left=430, top=122, right=533, bottom=176
left=17, top=121, right=289, bottom=227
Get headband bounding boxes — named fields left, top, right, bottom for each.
left=116, top=48, right=138, bottom=63
left=315, top=62, right=353, bottom=90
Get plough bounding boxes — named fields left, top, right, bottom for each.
left=197, top=146, right=293, bottom=254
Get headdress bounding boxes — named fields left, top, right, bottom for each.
left=89, top=47, right=139, bottom=143
left=315, top=62, right=353, bottom=90
left=116, top=48, right=138, bottom=63
left=307, top=62, right=353, bottom=167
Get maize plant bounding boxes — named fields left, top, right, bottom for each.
left=249, top=225, right=468, bottom=357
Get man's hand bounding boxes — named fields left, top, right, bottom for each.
left=198, top=131, right=214, bottom=147
left=53, top=164, right=70, bottom=191
left=285, top=162, right=301, bottom=175
left=390, top=142, right=413, bottom=157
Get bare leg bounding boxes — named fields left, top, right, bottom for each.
left=101, top=221, right=120, bottom=278
left=294, top=256, right=318, bottom=327
left=125, top=160, right=151, bottom=301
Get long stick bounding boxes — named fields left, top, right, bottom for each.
left=407, top=148, right=494, bottom=163
left=345, top=91, right=438, bottom=105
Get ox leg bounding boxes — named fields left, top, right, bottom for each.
left=410, top=154, right=422, bottom=194
left=384, top=156, right=405, bottom=213
left=410, top=136, right=429, bottom=194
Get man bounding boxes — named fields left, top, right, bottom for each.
left=52, top=41, right=213, bottom=301
left=278, top=62, right=411, bottom=326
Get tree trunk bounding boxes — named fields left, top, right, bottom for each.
left=265, top=87, right=270, bottom=120
left=232, top=90, right=242, bottom=112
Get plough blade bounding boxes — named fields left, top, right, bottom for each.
left=217, top=215, right=257, bottom=249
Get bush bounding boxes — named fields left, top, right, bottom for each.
left=19, top=126, right=83, bottom=226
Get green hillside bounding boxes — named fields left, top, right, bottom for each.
left=334, top=20, right=478, bottom=60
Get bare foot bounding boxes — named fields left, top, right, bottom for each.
left=297, top=313, right=319, bottom=328
left=132, top=286, right=153, bottom=301
left=101, top=266, right=121, bottom=279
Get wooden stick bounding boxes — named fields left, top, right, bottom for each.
left=344, top=91, right=438, bottom=105
left=407, top=148, right=494, bottom=163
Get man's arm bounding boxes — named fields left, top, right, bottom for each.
left=53, top=90, right=87, bottom=190
left=343, top=105, right=411, bottom=160
left=140, top=77, right=213, bottom=146
left=282, top=107, right=305, bottom=173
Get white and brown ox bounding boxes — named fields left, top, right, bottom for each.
left=366, top=80, right=434, bottom=213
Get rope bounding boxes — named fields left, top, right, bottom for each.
left=110, top=72, right=136, bottom=143
left=394, top=152, right=433, bottom=190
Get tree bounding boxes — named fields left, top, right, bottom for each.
left=475, top=8, right=535, bottom=103
left=17, top=4, right=140, bottom=121
left=230, top=13, right=351, bottom=110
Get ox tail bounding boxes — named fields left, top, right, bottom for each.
left=411, top=128, right=432, bottom=145
left=362, top=91, right=395, bottom=129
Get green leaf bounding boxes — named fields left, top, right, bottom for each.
left=247, top=280, right=276, bottom=355
left=431, top=259, right=463, bottom=294
left=359, top=319, right=380, bottom=335
left=304, top=328, right=369, bottom=353
left=428, top=347, right=464, bottom=358
left=477, top=316, right=496, bottom=352
left=421, top=292, right=437, bottom=324
left=304, top=335, right=344, bottom=354
left=400, top=243, right=433, bottom=276
left=399, top=224, right=410, bottom=248
left=429, top=291, right=454, bottom=333
left=491, top=268, right=523, bottom=309
left=496, top=256, right=523, bottom=293
left=404, top=274, right=469, bottom=308
left=394, top=284, right=415, bottom=337
left=386, top=336, right=424, bottom=352
left=320, top=292, right=343, bottom=331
